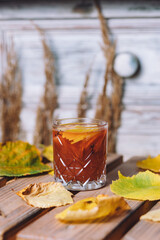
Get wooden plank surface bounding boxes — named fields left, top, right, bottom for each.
left=0, top=154, right=122, bottom=239
left=0, top=16, right=160, bottom=160
left=122, top=202, right=160, bottom=240
left=1, top=18, right=160, bottom=160
left=12, top=157, right=156, bottom=240
left=0, top=0, right=159, bottom=20
left=106, top=153, right=123, bottom=172
left=0, top=174, right=53, bottom=239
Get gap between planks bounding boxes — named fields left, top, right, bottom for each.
left=0, top=178, right=8, bottom=188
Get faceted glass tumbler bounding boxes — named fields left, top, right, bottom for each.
left=53, top=118, right=108, bottom=191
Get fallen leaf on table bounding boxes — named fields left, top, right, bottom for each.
left=110, top=170, right=160, bottom=201
left=0, top=141, right=52, bottom=177
left=56, top=194, right=130, bottom=222
left=140, top=208, right=160, bottom=222
left=48, top=170, right=54, bottom=176
left=17, top=182, right=73, bottom=208
left=41, top=145, right=53, bottom=162
left=137, top=155, right=160, bottom=173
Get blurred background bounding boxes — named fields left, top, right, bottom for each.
left=0, top=0, right=160, bottom=161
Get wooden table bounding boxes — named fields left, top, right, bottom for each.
left=0, top=154, right=158, bottom=240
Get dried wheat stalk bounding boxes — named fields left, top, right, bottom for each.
left=94, top=0, right=123, bottom=152
left=77, top=60, right=93, bottom=118
left=0, top=41, right=22, bottom=142
left=34, top=26, right=58, bottom=146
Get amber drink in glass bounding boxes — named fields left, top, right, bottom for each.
left=53, top=118, right=108, bottom=190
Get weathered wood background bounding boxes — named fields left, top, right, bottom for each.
left=0, top=0, right=160, bottom=160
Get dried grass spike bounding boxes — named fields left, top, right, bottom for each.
left=94, top=1, right=124, bottom=153
left=77, top=59, right=94, bottom=118
left=34, top=25, right=58, bottom=146
left=0, top=40, right=22, bottom=142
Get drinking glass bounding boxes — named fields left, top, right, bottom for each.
left=53, top=118, right=108, bottom=191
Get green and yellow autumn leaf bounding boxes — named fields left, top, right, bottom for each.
left=0, top=141, right=52, bottom=176
left=137, top=155, right=160, bottom=173
left=110, top=170, right=160, bottom=201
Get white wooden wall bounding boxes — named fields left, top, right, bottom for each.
left=0, top=0, right=160, bottom=160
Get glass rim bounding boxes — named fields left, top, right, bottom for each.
left=53, top=117, right=108, bottom=129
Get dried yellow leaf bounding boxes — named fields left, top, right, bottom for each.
left=56, top=194, right=130, bottom=222
left=137, top=155, right=160, bottom=173
left=17, top=182, right=73, bottom=208
left=140, top=208, right=160, bottom=222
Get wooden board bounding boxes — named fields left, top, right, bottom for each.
left=122, top=202, right=160, bottom=240
left=8, top=157, right=156, bottom=240
left=106, top=153, right=123, bottom=172
left=0, top=154, right=122, bottom=239
left=0, top=1, right=159, bottom=20
left=1, top=17, right=160, bottom=160
left=0, top=174, right=53, bottom=238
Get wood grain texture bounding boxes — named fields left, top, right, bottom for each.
left=107, top=153, right=123, bottom=172
left=0, top=3, right=160, bottom=160
left=122, top=202, right=160, bottom=240
left=0, top=154, right=122, bottom=239
left=15, top=157, right=156, bottom=240
left=0, top=0, right=159, bottom=20
left=0, top=19, right=160, bottom=162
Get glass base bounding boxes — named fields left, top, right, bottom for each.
left=54, top=175, right=107, bottom=191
